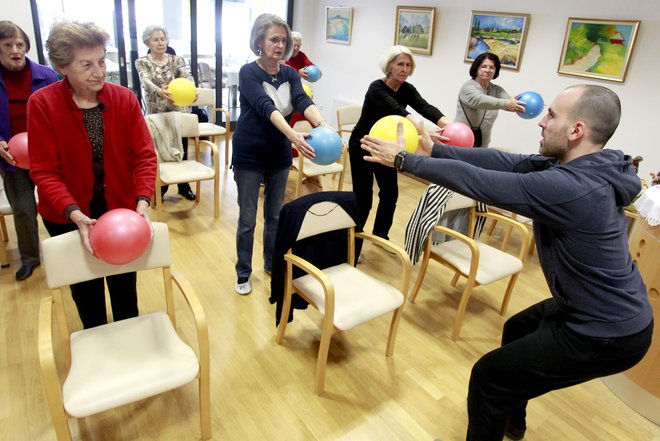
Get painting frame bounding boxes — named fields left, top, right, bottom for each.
left=325, top=6, right=354, bottom=45
left=394, top=6, right=436, bottom=56
left=464, top=10, right=530, bottom=71
left=557, top=17, right=640, bottom=83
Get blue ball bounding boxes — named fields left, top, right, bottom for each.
left=304, top=65, right=322, bottom=82
left=307, top=126, right=343, bottom=165
left=517, top=91, right=544, bottom=119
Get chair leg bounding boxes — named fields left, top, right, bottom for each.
left=452, top=282, right=476, bottom=341
left=275, top=293, right=293, bottom=344
left=450, top=272, right=461, bottom=287
left=315, top=320, right=333, bottom=395
left=409, top=251, right=431, bottom=303
left=199, top=365, right=212, bottom=440
left=499, top=273, right=521, bottom=315
left=528, top=237, right=536, bottom=256
left=0, top=215, right=8, bottom=241
left=487, top=219, right=497, bottom=236
left=501, top=225, right=514, bottom=251
left=385, top=306, right=405, bottom=357
left=38, top=298, right=74, bottom=441
left=0, top=216, right=8, bottom=267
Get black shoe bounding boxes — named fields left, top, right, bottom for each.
left=15, top=262, right=40, bottom=281
left=504, top=425, right=525, bottom=441
left=179, top=188, right=196, bottom=201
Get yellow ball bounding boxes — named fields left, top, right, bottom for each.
left=303, top=84, right=313, bottom=98
left=369, top=115, right=419, bottom=153
left=167, top=78, right=197, bottom=106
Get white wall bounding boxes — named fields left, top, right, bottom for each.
left=293, top=0, right=660, bottom=181
left=3, top=0, right=38, bottom=60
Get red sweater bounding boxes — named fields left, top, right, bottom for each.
left=28, top=80, right=156, bottom=223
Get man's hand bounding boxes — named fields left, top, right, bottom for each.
left=361, top=122, right=407, bottom=167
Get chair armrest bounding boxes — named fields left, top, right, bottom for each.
left=354, top=232, right=411, bottom=299
left=432, top=225, right=480, bottom=281
left=197, top=139, right=220, bottom=175
left=211, top=107, right=230, bottom=127
left=476, top=211, right=531, bottom=259
left=171, top=271, right=210, bottom=363
left=284, top=252, right=336, bottom=322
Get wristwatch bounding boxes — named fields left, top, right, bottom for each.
left=394, top=151, right=408, bottom=172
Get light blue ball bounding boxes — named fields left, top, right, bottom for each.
left=305, top=65, right=322, bottom=82
left=307, top=126, right=342, bottom=165
left=517, top=91, right=544, bottom=119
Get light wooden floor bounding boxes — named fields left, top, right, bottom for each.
left=1, top=146, right=658, bottom=441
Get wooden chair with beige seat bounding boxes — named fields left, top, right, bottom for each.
left=275, top=193, right=411, bottom=394
left=410, top=193, right=531, bottom=340
left=38, top=222, right=211, bottom=441
left=334, top=103, right=362, bottom=184
left=289, top=120, right=347, bottom=198
left=0, top=175, right=12, bottom=267
left=192, top=88, right=231, bottom=169
left=485, top=207, right=536, bottom=258
left=147, top=112, right=220, bottom=219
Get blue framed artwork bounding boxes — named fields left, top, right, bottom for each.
left=326, top=7, right=354, bottom=45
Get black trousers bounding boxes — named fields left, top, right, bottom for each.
left=466, top=298, right=653, bottom=441
left=42, top=219, right=139, bottom=329
left=349, top=144, right=398, bottom=256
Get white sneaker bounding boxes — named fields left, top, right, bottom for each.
left=234, top=276, right=252, bottom=295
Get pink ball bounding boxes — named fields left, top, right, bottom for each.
left=7, top=132, right=29, bottom=169
left=442, top=122, right=475, bottom=148
left=90, top=209, right=152, bottom=265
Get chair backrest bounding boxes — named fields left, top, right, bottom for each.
left=179, top=112, right=200, bottom=137
left=198, top=62, right=212, bottom=82
left=445, top=192, right=476, bottom=213
left=297, top=201, right=356, bottom=241
left=336, top=104, right=362, bottom=137
left=41, top=222, right=172, bottom=288
left=193, top=88, right=214, bottom=107
left=292, top=120, right=313, bottom=134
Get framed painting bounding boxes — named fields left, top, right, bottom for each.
left=394, top=6, right=436, bottom=55
left=557, top=18, right=640, bottom=82
left=326, top=6, right=354, bottom=45
left=464, top=11, right=530, bottom=71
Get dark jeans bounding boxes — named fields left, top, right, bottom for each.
left=349, top=144, right=398, bottom=256
left=0, top=167, right=40, bottom=266
left=42, top=219, right=139, bottom=329
left=466, top=298, right=653, bottom=441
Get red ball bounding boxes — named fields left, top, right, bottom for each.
left=442, top=122, right=475, bottom=148
left=90, top=208, right=152, bottom=265
left=7, top=132, right=29, bottom=169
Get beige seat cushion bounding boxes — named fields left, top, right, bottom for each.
left=159, top=160, right=215, bottom=185
left=293, top=263, right=404, bottom=331
left=198, top=122, right=226, bottom=137
left=294, top=158, right=343, bottom=177
left=63, top=312, right=199, bottom=418
left=431, top=240, right=523, bottom=285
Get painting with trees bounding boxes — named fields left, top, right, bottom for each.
left=464, top=11, right=530, bottom=71
left=558, top=18, right=640, bottom=83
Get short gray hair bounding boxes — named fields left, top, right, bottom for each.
left=249, top=14, right=293, bottom=59
left=46, top=21, right=109, bottom=70
left=379, top=45, right=416, bottom=76
left=566, top=84, right=621, bottom=146
left=291, top=31, right=302, bottom=43
left=0, top=21, right=30, bottom=51
left=142, top=25, right=168, bottom=46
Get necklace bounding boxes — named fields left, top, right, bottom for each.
left=257, top=59, right=279, bottom=83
